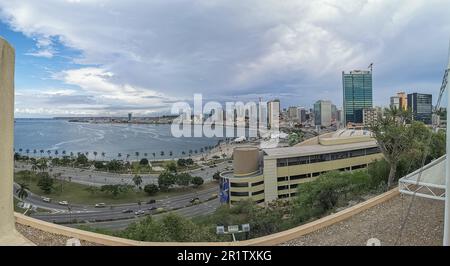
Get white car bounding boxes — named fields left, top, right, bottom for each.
left=95, top=203, right=106, bottom=208
left=58, top=201, right=69, bottom=206
left=134, top=210, right=145, bottom=215
left=41, top=197, right=51, bottom=203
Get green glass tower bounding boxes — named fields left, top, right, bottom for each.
left=342, top=70, right=373, bottom=125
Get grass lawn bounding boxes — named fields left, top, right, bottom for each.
left=14, top=171, right=218, bottom=206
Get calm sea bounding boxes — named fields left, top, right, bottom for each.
left=14, top=119, right=230, bottom=160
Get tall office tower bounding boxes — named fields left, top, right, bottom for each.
left=298, top=107, right=306, bottom=123
left=390, top=96, right=400, bottom=109
left=267, top=99, right=280, bottom=129
left=331, top=104, right=337, bottom=121
left=314, top=100, right=332, bottom=127
left=128, top=113, right=132, bottom=122
left=397, top=92, right=408, bottom=110
left=342, top=70, right=373, bottom=125
left=287, top=106, right=299, bottom=120
left=407, top=93, right=432, bottom=124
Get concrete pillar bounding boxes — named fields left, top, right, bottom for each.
left=0, top=37, right=33, bottom=245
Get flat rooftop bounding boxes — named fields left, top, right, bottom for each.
left=263, top=140, right=378, bottom=159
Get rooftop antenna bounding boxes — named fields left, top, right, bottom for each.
left=368, top=63, right=374, bottom=72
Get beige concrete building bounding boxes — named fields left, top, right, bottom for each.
left=222, top=129, right=383, bottom=204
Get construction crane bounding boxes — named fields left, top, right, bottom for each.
left=433, top=43, right=450, bottom=129
left=368, top=63, right=373, bottom=72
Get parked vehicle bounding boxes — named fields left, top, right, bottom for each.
left=190, top=197, right=200, bottom=204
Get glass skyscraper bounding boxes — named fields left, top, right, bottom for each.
left=342, top=70, right=373, bottom=124
left=407, top=93, right=432, bottom=124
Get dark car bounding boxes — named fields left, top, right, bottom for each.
left=121, top=209, right=133, bottom=213
left=148, top=206, right=157, bottom=211
left=190, top=197, right=200, bottom=204
left=146, top=199, right=156, bottom=204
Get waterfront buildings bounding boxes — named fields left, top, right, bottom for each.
left=314, top=100, right=332, bottom=127
left=342, top=70, right=373, bottom=125
left=407, top=93, right=432, bottom=124
left=267, top=99, right=280, bottom=129
left=221, top=129, right=382, bottom=204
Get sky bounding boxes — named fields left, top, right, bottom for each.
left=0, top=0, right=449, bottom=118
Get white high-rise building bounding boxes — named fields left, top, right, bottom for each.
left=267, top=99, right=280, bottom=129
left=314, top=100, right=332, bottom=127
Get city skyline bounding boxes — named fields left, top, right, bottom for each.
left=0, top=1, right=449, bottom=118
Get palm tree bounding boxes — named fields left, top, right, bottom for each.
left=33, top=149, right=37, bottom=157
left=126, top=154, right=130, bottom=161
left=47, top=150, right=51, bottom=158
left=31, top=161, right=38, bottom=172
left=62, top=150, right=66, bottom=156
left=160, top=151, right=164, bottom=157
left=101, top=152, right=106, bottom=159
left=26, top=149, right=30, bottom=157
left=118, top=153, right=122, bottom=160
left=132, top=175, right=143, bottom=189
left=93, top=151, right=98, bottom=160
left=135, top=152, right=140, bottom=161
left=169, top=151, right=173, bottom=157
left=54, top=150, right=59, bottom=157
left=152, top=152, right=156, bottom=160
left=16, top=183, right=29, bottom=201
left=40, top=149, right=44, bottom=157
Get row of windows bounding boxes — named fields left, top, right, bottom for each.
left=276, top=147, right=380, bottom=167
left=279, top=192, right=297, bottom=199
left=252, top=190, right=264, bottom=196
left=277, top=165, right=369, bottom=186
left=231, top=181, right=264, bottom=188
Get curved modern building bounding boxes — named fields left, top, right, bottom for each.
left=221, top=129, right=383, bottom=204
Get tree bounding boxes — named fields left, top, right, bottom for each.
left=37, top=172, right=54, bottom=194
left=369, top=107, right=414, bottom=188
left=288, top=132, right=302, bottom=146
left=144, top=184, right=159, bottom=196
left=16, top=183, right=29, bottom=200
left=158, top=171, right=176, bottom=191
left=133, top=175, right=143, bottom=189
left=175, top=173, right=192, bottom=187
left=165, top=161, right=177, bottom=173
left=76, top=154, right=89, bottom=166
left=140, top=158, right=149, bottom=166
left=191, top=176, right=204, bottom=187
left=213, top=171, right=221, bottom=181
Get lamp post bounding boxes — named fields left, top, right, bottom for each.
left=0, top=37, right=32, bottom=245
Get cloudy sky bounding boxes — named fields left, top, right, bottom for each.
left=0, top=0, right=449, bottom=118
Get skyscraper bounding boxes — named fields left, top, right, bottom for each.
left=267, top=99, right=280, bottom=129
left=314, top=100, right=332, bottom=127
left=342, top=70, right=373, bottom=125
left=407, top=93, right=432, bottom=124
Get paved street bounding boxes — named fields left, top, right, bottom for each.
left=15, top=160, right=232, bottom=187
left=67, top=199, right=222, bottom=231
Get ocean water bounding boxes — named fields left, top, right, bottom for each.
left=14, top=119, right=229, bottom=160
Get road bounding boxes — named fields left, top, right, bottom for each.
left=67, top=199, right=222, bottom=231
left=15, top=160, right=232, bottom=187
left=28, top=185, right=219, bottom=223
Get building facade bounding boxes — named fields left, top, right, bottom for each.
left=407, top=93, right=432, bottom=124
left=267, top=99, right=280, bottom=129
left=314, top=100, right=332, bottom=127
left=221, top=129, right=383, bottom=204
left=342, top=70, right=373, bottom=125
left=362, top=108, right=379, bottom=127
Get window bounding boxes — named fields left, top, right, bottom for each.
left=252, top=190, right=264, bottom=195
left=252, top=181, right=264, bottom=187
left=277, top=185, right=289, bottom=191
left=330, top=151, right=349, bottom=160
left=231, top=191, right=249, bottom=197
left=290, top=184, right=298, bottom=189
left=312, top=172, right=321, bottom=177
left=277, top=176, right=288, bottom=182
left=349, top=149, right=365, bottom=157
left=366, top=147, right=380, bottom=155
left=290, top=174, right=309, bottom=180
left=279, top=194, right=289, bottom=199
left=277, top=159, right=287, bottom=167
left=230, top=182, right=248, bottom=188
left=290, top=193, right=297, bottom=197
